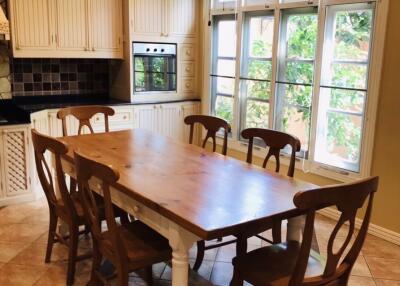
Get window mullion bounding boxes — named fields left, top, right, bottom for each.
left=232, top=12, right=244, bottom=140
left=308, top=3, right=328, bottom=165
left=269, top=8, right=281, bottom=130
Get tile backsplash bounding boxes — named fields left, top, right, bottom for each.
left=11, top=58, right=110, bottom=96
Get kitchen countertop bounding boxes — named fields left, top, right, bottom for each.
left=0, top=95, right=201, bottom=126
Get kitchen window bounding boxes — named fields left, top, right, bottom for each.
left=206, top=0, right=387, bottom=180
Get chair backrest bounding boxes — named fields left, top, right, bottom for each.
left=241, top=128, right=301, bottom=177
left=31, top=129, right=78, bottom=218
left=57, top=105, right=115, bottom=136
left=184, top=115, right=231, bottom=156
left=288, top=177, right=379, bottom=286
left=74, top=150, right=125, bottom=260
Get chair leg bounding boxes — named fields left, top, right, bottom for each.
left=272, top=219, right=282, bottom=244
left=145, top=266, right=153, bottom=285
left=45, top=211, right=58, bottom=263
left=230, top=267, right=243, bottom=286
left=116, top=267, right=129, bottom=286
left=88, top=242, right=104, bottom=286
left=192, top=240, right=205, bottom=271
left=66, top=226, right=79, bottom=286
left=236, top=235, right=247, bottom=256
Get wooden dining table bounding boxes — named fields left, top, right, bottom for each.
left=56, top=129, right=318, bottom=285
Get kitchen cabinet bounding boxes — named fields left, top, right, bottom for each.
left=131, top=0, right=198, bottom=39
left=133, top=101, right=200, bottom=142
left=0, top=125, right=33, bottom=206
left=9, top=0, right=123, bottom=58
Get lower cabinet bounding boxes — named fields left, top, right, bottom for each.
left=0, top=125, right=34, bottom=206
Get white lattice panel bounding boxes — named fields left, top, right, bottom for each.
left=3, top=129, right=29, bottom=196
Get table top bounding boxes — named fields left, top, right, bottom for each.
left=60, top=129, right=318, bottom=240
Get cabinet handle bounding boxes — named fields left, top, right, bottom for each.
left=123, top=115, right=127, bottom=120
left=153, top=105, right=157, bottom=109
left=186, top=50, right=191, bottom=56
left=92, top=47, right=95, bottom=51
left=185, top=82, right=191, bottom=88
left=185, top=66, right=191, bottom=72
left=159, top=105, right=163, bottom=109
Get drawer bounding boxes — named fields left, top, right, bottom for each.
left=93, top=108, right=133, bottom=124
left=181, top=62, right=195, bottom=77
left=180, top=44, right=195, bottom=61
left=181, top=78, right=196, bottom=93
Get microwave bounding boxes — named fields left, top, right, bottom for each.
left=133, top=42, right=177, bottom=93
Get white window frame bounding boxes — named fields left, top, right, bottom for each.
left=202, top=0, right=389, bottom=182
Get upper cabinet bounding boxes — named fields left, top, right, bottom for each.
left=11, top=0, right=55, bottom=51
left=9, top=0, right=123, bottom=58
left=131, top=0, right=198, bottom=39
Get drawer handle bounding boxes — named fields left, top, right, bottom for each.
left=185, top=82, right=191, bottom=88
left=186, top=50, right=191, bottom=56
left=133, top=205, right=140, bottom=213
left=185, top=66, right=191, bottom=72
left=96, top=117, right=100, bottom=121
left=123, top=115, right=127, bottom=120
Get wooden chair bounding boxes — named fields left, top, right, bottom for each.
left=184, top=115, right=231, bottom=155
left=241, top=127, right=301, bottom=246
left=184, top=115, right=234, bottom=270
left=31, top=129, right=92, bottom=286
left=74, top=150, right=172, bottom=286
left=230, top=176, right=379, bottom=286
left=57, top=105, right=115, bottom=136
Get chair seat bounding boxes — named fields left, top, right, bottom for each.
left=101, top=220, right=172, bottom=268
left=233, top=241, right=324, bottom=286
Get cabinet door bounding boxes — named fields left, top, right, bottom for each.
left=166, top=0, right=198, bottom=38
left=158, top=104, right=183, bottom=140
left=89, top=0, right=123, bottom=57
left=133, top=105, right=159, bottom=134
left=10, top=0, right=55, bottom=51
left=1, top=128, right=30, bottom=197
left=131, top=0, right=164, bottom=36
left=55, top=0, right=89, bottom=51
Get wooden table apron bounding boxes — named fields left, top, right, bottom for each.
left=53, top=129, right=316, bottom=286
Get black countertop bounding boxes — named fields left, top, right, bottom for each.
left=0, top=94, right=200, bottom=126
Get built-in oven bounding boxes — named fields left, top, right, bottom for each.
left=133, top=42, right=177, bottom=93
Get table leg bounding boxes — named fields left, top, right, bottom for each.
left=168, top=223, right=197, bottom=286
left=287, top=215, right=305, bottom=242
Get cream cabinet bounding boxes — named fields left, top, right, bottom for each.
left=9, top=0, right=123, bottom=58
left=133, top=101, right=200, bottom=142
left=131, top=0, right=198, bottom=39
left=0, top=125, right=33, bottom=206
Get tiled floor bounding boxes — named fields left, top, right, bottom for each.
left=0, top=199, right=400, bottom=286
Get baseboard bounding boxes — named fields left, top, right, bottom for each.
left=318, top=208, right=400, bottom=246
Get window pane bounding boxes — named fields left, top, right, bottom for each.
left=215, top=96, right=234, bottom=124
left=218, top=20, right=237, bottom=58
left=216, top=77, right=235, bottom=95
left=243, top=79, right=271, bottom=100
left=334, top=10, right=373, bottom=62
left=285, top=61, right=314, bottom=84
left=248, top=15, right=274, bottom=58
left=247, top=59, right=272, bottom=80
left=217, top=59, right=236, bottom=77
left=328, top=88, right=365, bottom=113
left=245, top=100, right=269, bottom=129
left=287, top=14, right=318, bottom=60
left=315, top=87, right=366, bottom=171
left=275, top=83, right=312, bottom=153
left=135, top=72, right=145, bottom=91
left=331, top=63, right=368, bottom=89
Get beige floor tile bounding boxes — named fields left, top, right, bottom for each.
left=0, top=263, right=48, bottom=286
left=352, top=255, right=373, bottom=277
left=365, top=257, right=400, bottom=280
left=210, top=261, right=233, bottom=286
left=375, top=279, right=400, bottom=286
left=0, top=223, right=48, bottom=243
left=0, top=242, right=29, bottom=263
left=8, top=242, right=69, bottom=266
left=348, top=275, right=376, bottom=286
left=362, top=237, right=400, bottom=260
